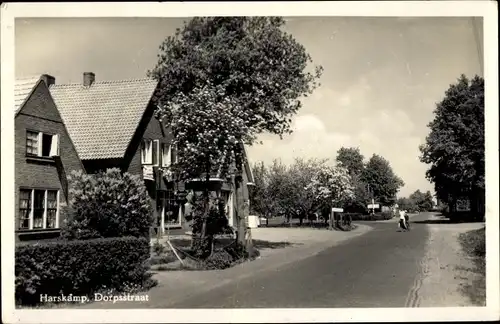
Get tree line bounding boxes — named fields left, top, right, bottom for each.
left=250, top=147, right=405, bottom=223
left=396, top=190, right=435, bottom=213
left=419, top=74, right=485, bottom=220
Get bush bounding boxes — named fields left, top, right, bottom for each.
left=204, top=249, right=234, bottom=270
left=62, top=169, right=153, bottom=240
left=15, top=236, right=151, bottom=306
left=190, top=194, right=234, bottom=259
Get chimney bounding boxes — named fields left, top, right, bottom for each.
left=83, top=72, right=95, bottom=87
left=40, top=74, right=55, bottom=87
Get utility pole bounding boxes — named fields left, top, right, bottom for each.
left=367, top=184, right=375, bottom=215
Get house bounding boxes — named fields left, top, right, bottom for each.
left=183, top=144, right=256, bottom=230
left=49, top=72, right=175, bottom=235
left=14, top=75, right=84, bottom=242
left=48, top=72, right=255, bottom=236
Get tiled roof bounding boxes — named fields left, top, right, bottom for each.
left=14, top=76, right=42, bottom=115
left=49, top=78, right=158, bottom=160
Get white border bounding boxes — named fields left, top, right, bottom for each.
left=1, top=1, right=499, bottom=323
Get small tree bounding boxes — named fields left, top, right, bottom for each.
left=336, top=146, right=370, bottom=213
left=305, top=163, right=355, bottom=229
left=249, top=162, right=277, bottom=224
left=157, top=84, right=252, bottom=256
left=62, top=169, right=153, bottom=240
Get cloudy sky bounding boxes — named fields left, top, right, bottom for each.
left=15, top=17, right=483, bottom=197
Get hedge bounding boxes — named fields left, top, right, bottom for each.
left=15, top=236, right=151, bottom=306
left=349, top=212, right=394, bottom=221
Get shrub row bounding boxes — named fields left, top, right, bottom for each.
left=15, top=236, right=151, bottom=306
left=349, top=212, right=394, bottom=221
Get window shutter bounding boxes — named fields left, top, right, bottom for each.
left=141, top=140, right=146, bottom=164
left=50, top=134, right=59, bottom=156
left=165, top=144, right=172, bottom=167
left=171, top=144, right=177, bottom=164
left=152, top=140, right=159, bottom=166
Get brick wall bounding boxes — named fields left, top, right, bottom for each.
left=15, top=82, right=84, bottom=242
left=122, top=103, right=173, bottom=231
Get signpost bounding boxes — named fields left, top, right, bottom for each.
left=330, top=207, right=344, bottom=230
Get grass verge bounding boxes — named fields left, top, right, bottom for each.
left=458, top=227, right=486, bottom=306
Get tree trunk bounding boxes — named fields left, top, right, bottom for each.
left=201, top=163, right=211, bottom=239
left=235, top=174, right=247, bottom=249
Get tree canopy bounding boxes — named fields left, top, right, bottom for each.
left=362, top=154, right=405, bottom=206
left=397, top=190, right=434, bottom=212
left=148, top=17, right=322, bottom=252
left=336, top=147, right=365, bottom=176
left=419, top=74, right=484, bottom=203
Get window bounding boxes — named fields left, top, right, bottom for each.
left=26, top=131, right=59, bottom=158
left=19, top=189, right=31, bottom=229
left=142, top=139, right=160, bottom=165
left=141, top=139, right=152, bottom=164
left=18, top=189, right=59, bottom=230
left=46, top=191, right=58, bottom=228
left=33, top=190, right=45, bottom=228
left=161, top=143, right=171, bottom=167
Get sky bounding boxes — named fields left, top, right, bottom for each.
left=15, top=17, right=483, bottom=197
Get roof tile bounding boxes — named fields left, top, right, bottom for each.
left=49, top=78, right=158, bottom=160
left=14, top=76, right=41, bottom=114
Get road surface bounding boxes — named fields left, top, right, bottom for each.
left=169, top=212, right=432, bottom=308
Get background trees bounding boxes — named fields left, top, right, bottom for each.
left=336, top=147, right=370, bottom=213
left=419, top=74, right=485, bottom=218
left=362, top=154, right=405, bottom=207
left=396, top=190, right=434, bottom=212
left=149, top=17, right=322, bottom=253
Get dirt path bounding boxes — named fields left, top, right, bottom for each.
left=416, top=214, right=485, bottom=307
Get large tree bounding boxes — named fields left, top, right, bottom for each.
left=362, top=154, right=405, bottom=206
left=336, top=147, right=370, bottom=213
left=149, top=17, right=322, bottom=253
left=419, top=74, right=484, bottom=216
left=336, top=147, right=365, bottom=176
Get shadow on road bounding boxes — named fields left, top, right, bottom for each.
left=253, top=239, right=299, bottom=249
left=412, top=219, right=484, bottom=225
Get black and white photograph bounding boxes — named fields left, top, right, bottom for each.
left=1, top=1, right=498, bottom=323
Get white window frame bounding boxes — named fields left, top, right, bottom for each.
left=26, top=130, right=59, bottom=157
left=18, top=189, right=60, bottom=230
left=153, top=140, right=160, bottom=166
left=161, top=143, right=172, bottom=167
left=141, top=139, right=153, bottom=165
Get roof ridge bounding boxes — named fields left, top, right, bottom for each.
left=15, top=75, right=41, bottom=82
left=50, top=77, right=157, bottom=88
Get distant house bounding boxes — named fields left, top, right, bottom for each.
left=183, top=144, right=255, bottom=229
left=14, top=75, right=84, bottom=242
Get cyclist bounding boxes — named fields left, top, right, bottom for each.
left=398, top=209, right=409, bottom=231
